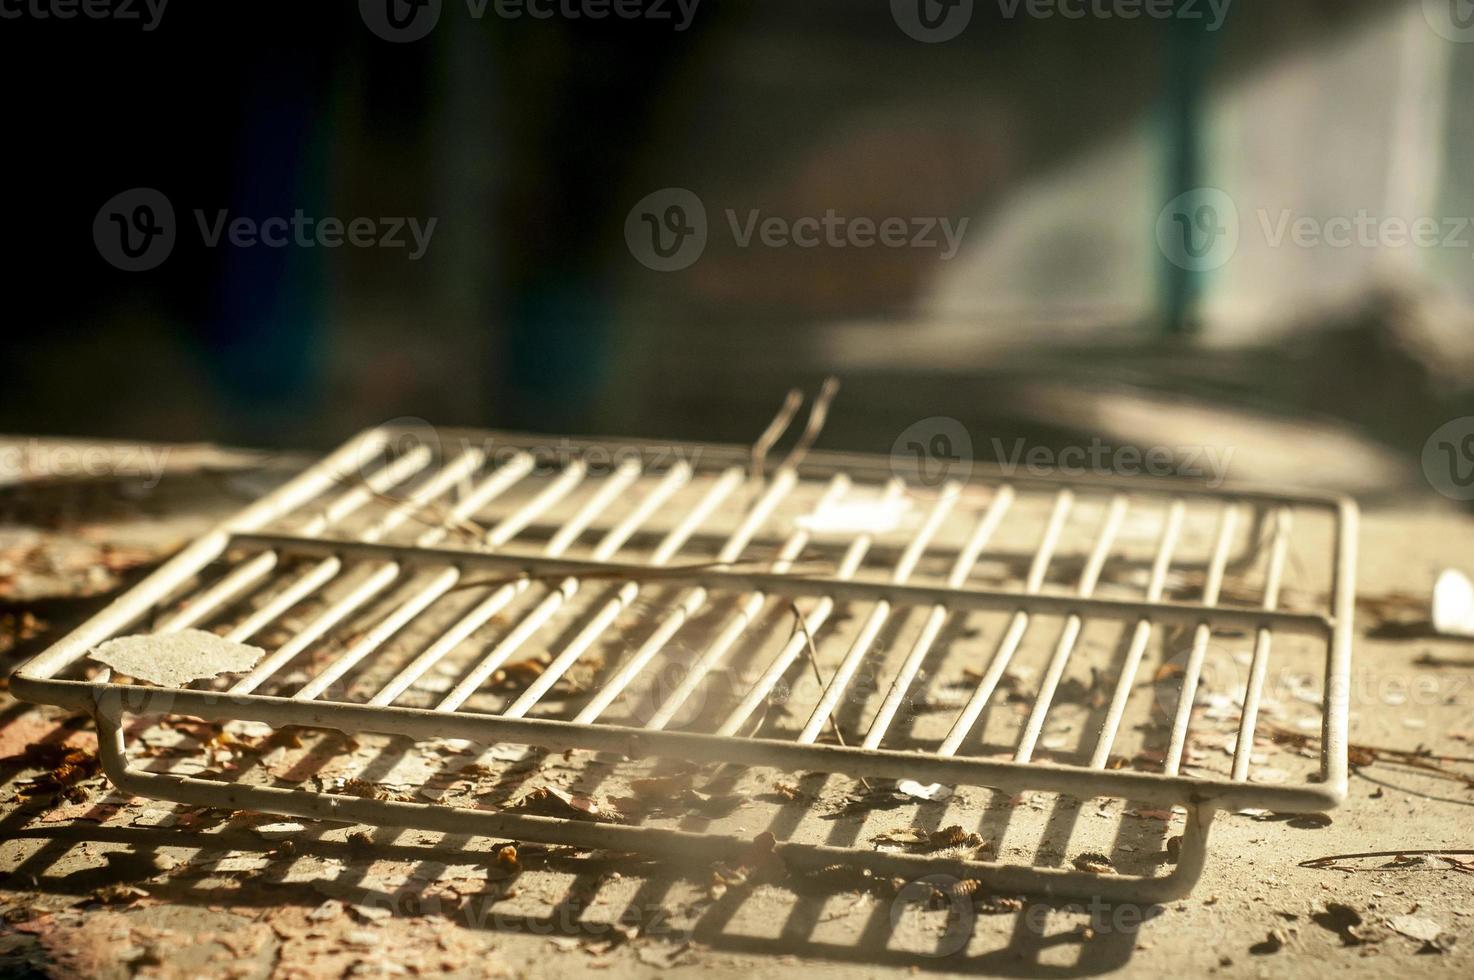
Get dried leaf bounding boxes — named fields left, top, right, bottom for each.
left=16, top=745, right=100, bottom=797
left=1072, top=852, right=1115, bottom=875
left=513, top=786, right=627, bottom=823
left=874, top=825, right=983, bottom=853
left=491, top=658, right=549, bottom=691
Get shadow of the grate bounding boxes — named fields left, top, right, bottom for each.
left=1, top=819, right=1167, bottom=978
left=0, top=706, right=1189, bottom=977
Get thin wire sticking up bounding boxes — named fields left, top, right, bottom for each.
left=776, top=376, right=841, bottom=474
left=788, top=601, right=872, bottom=792
left=750, top=388, right=804, bottom=484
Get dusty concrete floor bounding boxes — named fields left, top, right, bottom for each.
left=0, top=455, right=1471, bottom=979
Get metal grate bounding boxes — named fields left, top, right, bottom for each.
left=13, top=419, right=1357, bottom=902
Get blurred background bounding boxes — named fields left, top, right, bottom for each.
left=3, top=0, right=1474, bottom=501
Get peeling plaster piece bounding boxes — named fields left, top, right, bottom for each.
left=89, top=630, right=267, bottom=687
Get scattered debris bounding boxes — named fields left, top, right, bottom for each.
left=873, top=825, right=984, bottom=853
left=765, top=782, right=802, bottom=802
left=635, top=942, right=695, bottom=968
left=620, top=770, right=744, bottom=819
left=974, top=893, right=1026, bottom=914
left=1250, top=811, right=1333, bottom=829
left=42, top=798, right=125, bottom=823
left=709, top=832, right=785, bottom=899
left=511, top=786, right=627, bottom=824
left=12, top=743, right=100, bottom=798
left=1265, top=722, right=1474, bottom=788
left=491, top=657, right=550, bottom=691
left=0, top=715, right=95, bottom=762
left=0, top=610, right=47, bottom=656
left=1072, top=853, right=1116, bottom=875
left=88, top=630, right=265, bottom=687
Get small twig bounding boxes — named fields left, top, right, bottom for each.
left=1264, top=721, right=1474, bottom=767
left=787, top=601, right=872, bottom=792
left=1300, top=848, right=1474, bottom=870
left=444, top=558, right=831, bottom=596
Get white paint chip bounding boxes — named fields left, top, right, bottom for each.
left=88, top=629, right=266, bottom=687
left=253, top=821, right=308, bottom=840
left=1433, top=569, right=1474, bottom=637
left=1388, top=914, right=1445, bottom=944
left=795, top=495, right=910, bottom=535
left=896, top=779, right=953, bottom=801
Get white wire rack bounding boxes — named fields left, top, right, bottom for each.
left=12, top=421, right=1357, bottom=902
